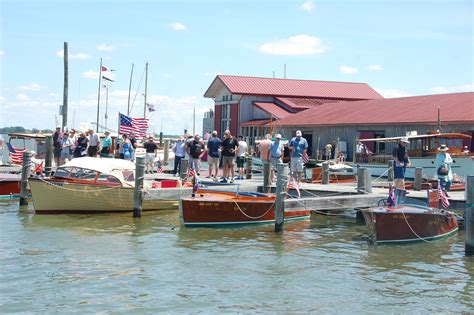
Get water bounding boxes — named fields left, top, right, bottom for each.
left=1, top=201, right=472, bottom=313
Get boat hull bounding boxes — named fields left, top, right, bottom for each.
left=362, top=205, right=458, bottom=243
left=0, top=174, right=21, bottom=198
left=29, top=178, right=191, bottom=213
left=180, top=192, right=310, bottom=227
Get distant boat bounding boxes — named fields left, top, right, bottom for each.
left=179, top=190, right=310, bottom=227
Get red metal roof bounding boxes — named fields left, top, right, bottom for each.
left=276, top=97, right=340, bottom=110
left=253, top=102, right=293, bottom=119
left=240, top=119, right=270, bottom=127
left=277, top=92, right=474, bottom=126
left=204, top=75, right=383, bottom=100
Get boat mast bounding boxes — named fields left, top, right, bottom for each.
left=96, top=58, right=103, bottom=132
left=62, top=42, right=68, bottom=130
left=144, top=62, right=148, bottom=119
left=127, top=63, right=134, bottom=116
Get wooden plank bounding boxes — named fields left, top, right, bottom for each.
left=284, top=194, right=385, bottom=211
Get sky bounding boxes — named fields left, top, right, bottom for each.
left=1, top=0, right=473, bottom=135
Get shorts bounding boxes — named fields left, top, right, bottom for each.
left=60, top=150, right=71, bottom=160
left=208, top=156, right=219, bottom=165
left=236, top=156, right=246, bottom=168
left=394, top=164, right=406, bottom=179
left=270, top=156, right=282, bottom=169
left=290, top=157, right=304, bottom=173
left=88, top=146, right=98, bottom=157
left=222, top=156, right=235, bottom=167
left=145, top=153, right=155, bottom=164
left=54, top=148, right=61, bottom=158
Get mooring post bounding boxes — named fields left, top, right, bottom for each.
left=163, top=139, right=169, bottom=166
left=357, top=167, right=372, bottom=193
left=246, top=156, right=253, bottom=179
left=414, top=167, right=423, bottom=191
left=133, top=157, right=145, bottom=218
left=263, top=161, right=271, bottom=193
left=466, top=176, right=474, bottom=256
left=322, top=161, right=330, bottom=185
left=180, top=158, right=189, bottom=180
left=19, top=151, right=33, bottom=206
left=275, top=163, right=289, bottom=232
left=388, top=160, right=394, bottom=182
left=45, top=136, right=53, bottom=176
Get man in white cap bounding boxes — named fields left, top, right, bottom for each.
left=435, top=144, right=453, bottom=197
left=392, top=137, right=411, bottom=190
left=270, top=134, right=284, bottom=182
left=289, top=130, right=308, bottom=184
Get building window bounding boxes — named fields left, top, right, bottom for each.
left=221, top=104, right=231, bottom=135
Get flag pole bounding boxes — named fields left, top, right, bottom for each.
left=96, top=58, right=103, bottom=132
left=127, top=63, right=134, bottom=116
left=144, top=62, right=148, bottom=119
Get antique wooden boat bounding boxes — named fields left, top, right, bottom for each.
left=180, top=190, right=310, bottom=227
left=29, top=157, right=191, bottom=213
left=0, top=173, right=21, bottom=198
left=361, top=204, right=458, bottom=244
left=311, top=163, right=356, bottom=183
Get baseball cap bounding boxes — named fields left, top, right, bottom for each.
left=275, top=134, right=282, bottom=139
left=296, top=130, right=302, bottom=136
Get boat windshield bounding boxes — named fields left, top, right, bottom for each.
left=54, top=167, right=98, bottom=181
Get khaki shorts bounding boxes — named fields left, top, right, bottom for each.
left=270, top=156, right=282, bottom=169
left=222, top=156, right=235, bottom=167
left=208, top=156, right=219, bottom=165
left=290, top=157, right=304, bottom=172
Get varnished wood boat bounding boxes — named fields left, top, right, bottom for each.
left=361, top=204, right=458, bottom=244
left=29, top=157, right=191, bottom=213
left=0, top=173, right=21, bottom=198
left=180, top=190, right=310, bottom=227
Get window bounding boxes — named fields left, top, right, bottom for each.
left=221, top=104, right=231, bottom=135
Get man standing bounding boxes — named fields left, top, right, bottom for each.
left=220, top=130, right=239, bottom=183
left=325, top=143, right=332, bottom=160
left=172, top=137, right=186, bottom=176
left=258, top=134, right=272, bottom=164
left=144, top=136, right=158, bottom=174
left=270, top=134, right=284, bottom=182
left=52, top=126, right=62, bottom=166
left=129, top=132, right=137, bottom=162
left=289, top=130, right=308, bottom=184
left=206, top=131, right=222, bottom=181
left=392, top=137, right=410, bottom=190
left=236, top=135, right=248, bottom=180
left=100, top=131, right=112, bottom=157
left=87, top=129, right=100, bottom=157
left=186, top=134, right=205, bottom=176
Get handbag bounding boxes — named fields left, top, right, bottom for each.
left=437, top=166, right=449, bottom=176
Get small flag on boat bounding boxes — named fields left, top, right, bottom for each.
left=34, top=162, right=43, bottom=174
left=387, top=183, right=397, bottom=207
left=156, top=160, right=164, bottom=173
left=438, top=181, right=450, bottom=209
left=302, top=152, right=309, bottom=164
left=119, top=113, right=149, bottom=138
left=6, top=143, right=27, bottom=165
left=188, top=168, right=197, bottom=179
left=288, top=177, right=301, bottom=198
left=146, top=103, right=155, bottom=112
left=101, top=66, right=108, bottom=72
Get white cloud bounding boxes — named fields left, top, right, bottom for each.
left=168, top=22, right=187, bottom=31
left=96, top=44, right=115, bottom=52
left=16, top=93, right=30, bottom=101
left=430, top=83, right=474, bottom=94
left=301, top=1, right=315, bottom=12
left=0, top=96, right=6, bottom=102
left=368, top=64, right=384, bottom=72
left=259, top=34, right=327, bottom=56
left=339, top=66, right=358, bottom=74
left=83, top=70, right=98, bottom=79
left=374, top=88, right=412, bottom=98
left=18, top=83, right=46, bottom=91
left=0, top=50, right=4, bottom=57
left=56, top=50, right=92, bottom=60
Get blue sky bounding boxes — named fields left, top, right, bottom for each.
left=1, top=0, right=472, bottom=134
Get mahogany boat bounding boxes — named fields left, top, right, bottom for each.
left=361, top=204, right=458, bottom=244
left=0, top=173, right=21, bottom=199
left=180, top=190, right=310, bottom=227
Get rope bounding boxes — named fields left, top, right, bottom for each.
left=230, top=197, right=276, bottom=219
left=399, top=207, right=435, bottom=243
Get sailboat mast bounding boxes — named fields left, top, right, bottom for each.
left=96, top=58, right=103, bottom=132
left=127, top=63, right=134, bottom=116
left=144, top=62, right=148, bottom=119
left=62, top=42, right=68, bottom=130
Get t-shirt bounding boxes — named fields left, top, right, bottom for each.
left=173, top=141, right=186, bottom=157
left=144, top=141, right=158, bottom=153
left=53, top=131, right=62, bottom=149
left=189, top=140, right=205, bottom=159
left=237, top=141, right=248, bottom=157
left=271, top=140, right=284, bottom=158
left=89, top=133, right=99, bottom=146
left=290, top=137, right=308, bottom=158
left=221, top=137, right=239, bottom=157
left=392, top=145, right=408, bottom=163
left=207, top=137, right=222, bottom=158
left=102, top=136, right=112, bottom=148
left=258, top=139, right=272, bottom=161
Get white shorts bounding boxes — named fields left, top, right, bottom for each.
left=270, top=156, right=282, bottom=169
left=145, top=153, right=155, bottom=164
left=290, top=157, right=304, bottom=172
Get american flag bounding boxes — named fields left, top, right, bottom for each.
left=156, top=160, right=164, bottom=173
left=387, top=183, right=397, bottom=207
left=119, top=113, right=149, bottom=138
left=7, top=143, right=27, bottom=165
left=288, top=177, right=301, bottom=198
left=302, top=152, right=309, bottom=164
left=188, top=168, right=197, bottom=179
left=438, top=181, right=450, bottom=209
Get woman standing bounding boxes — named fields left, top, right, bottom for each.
left=435, top=144, right=453, bottom=197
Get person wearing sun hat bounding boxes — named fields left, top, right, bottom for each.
left=392, top=137, right=411, bottom=190
left=435, top=144, right=453, bottom=197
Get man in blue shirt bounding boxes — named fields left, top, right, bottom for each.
left=206, top=131, right=222, bottom=181
left=270, top=134, right=284, bottom=182
left=289, top=130, right=308, bottom=184
left=172, top=137, right=187, bottom=176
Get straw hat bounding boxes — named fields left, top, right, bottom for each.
left=438, top=144, right=449, bottom=151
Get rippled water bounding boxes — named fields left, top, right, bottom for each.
left=0, top=201, right=472, bottom=313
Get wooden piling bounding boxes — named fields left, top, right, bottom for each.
left=388, top=160, right=394, bottom=182
left=322, top=162, right=330, bottom=185
left=246, top=156, right=253, bottom=179
left=275, top=163, right=289, bottom=232
left=163, top=139, right=169, bottom=165
left=133, top=157, right=145, bottom=218
left=45, top=136, right=53, bottom=176
left=180, top=158, right=189, bottom=180
left=414, top=167, right=423, bottom=191
left=263, top=161, right=271, bottom=193
left=19, top=151, right=33, bottom=206
left=466, top=176, right=474, bottom=256
left=357, top=167, right=372, bottom=193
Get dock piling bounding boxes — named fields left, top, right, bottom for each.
left=133, top=157, right=145, bottom=218
left=357, top=167, right=372, bottom=193
left=163, top=139, right=169, bottom=165
left=45, top=136, right=53, bottom=176
left=180, top=158, right=189, bottom=180
left=414, top=167, right=423, bottom=191
left=246, top=157, right=253, bottom=179
left=263, top=161, right=271, bottom=193
left=322, top=162, right=330, bottom=185
left=466, top=176, right=474, bottom=256
left=275, top=163, right=289, bottom=232
left=19, top=151, right=33, bottom=206
left=388, top=160, right=394, bottom=182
